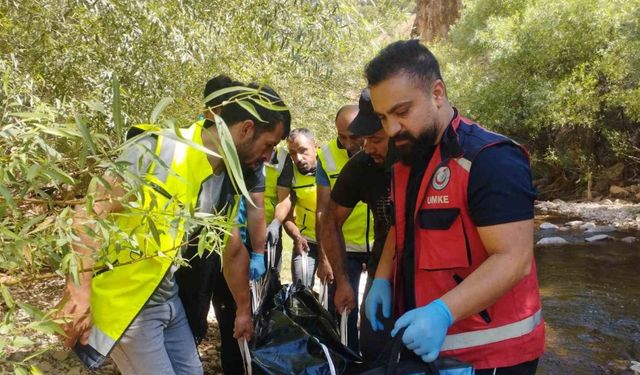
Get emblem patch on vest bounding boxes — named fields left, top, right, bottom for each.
left=432, top=166, right=451, bottom=191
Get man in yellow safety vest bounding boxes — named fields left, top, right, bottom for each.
left=272, top=128, right=320, bottom=286
left=58, top=75, right=290, bottom=374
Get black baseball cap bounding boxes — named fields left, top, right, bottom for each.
left=348, top=88, right=382, bottom=137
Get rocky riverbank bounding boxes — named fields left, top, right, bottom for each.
left=534, top=199, right=640, bottom=246
left=536, top=199, right=640, bottom=230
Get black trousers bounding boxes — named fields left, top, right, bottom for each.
left=211, top=238, right=283, bottom=375
left=475, top=358, right=539, bottom=375
left=359, top=274, right=393, bottom=363
left=401, top=350, right=538, bottom=375
left=210, top=261, right=243, bottom=375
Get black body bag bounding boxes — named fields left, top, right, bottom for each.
left=249, top=274, right=363, bottom=375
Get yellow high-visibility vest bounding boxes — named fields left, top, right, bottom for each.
left=87, top=120, right=238, bottom=360
left=291, top=165, right=317, bottom=242
left=317, top=139, right=373, bottom=253
left=264, top=146, right=289, bottom=223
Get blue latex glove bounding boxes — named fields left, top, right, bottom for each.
left=266, top=219, right=281, bottom=248
left=249, top=252, right=266, bottom=280
left=364, top=278, right=392, bottom=331
left=391, top=299, right=453, bottom=363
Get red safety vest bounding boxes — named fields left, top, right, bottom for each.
left=391, top=111, right=545, bottom=369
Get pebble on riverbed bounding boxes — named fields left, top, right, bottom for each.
left=565, top=220, right=584, bottom=227
left=580, top=222, right=597, bottom=230
left=585, top=225, right=617, bottom=233
left=539, top=222, right=560, bottom=230
left=585, top=234, right=614, bottom=242
left=536, top=237, right=570, bottom=246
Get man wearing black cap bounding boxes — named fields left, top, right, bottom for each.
left=320, top=88, right=394, bottom=361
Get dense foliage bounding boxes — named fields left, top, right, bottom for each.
left=0, top=0, right=411, bottom=372
left=5, top=0, right=638, bottom=371
left=435, top=0, right=640, bottom=196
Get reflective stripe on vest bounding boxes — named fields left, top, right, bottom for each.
left=292, top=166, right=317, bottom=242
left=153, top=136, right=178, bottom=183
left=88, top=121, right=235, bottom=360
left=86, top=325, right=115, bottom=357
left=264, top=146, right=289, bottom=223
left=318, top=140, right=347, bottom=184
left=317, top=139, right=374, bottom=253
left=442, top=309, right=543, bottom=351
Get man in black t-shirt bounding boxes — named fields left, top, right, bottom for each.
left=323, top=88, right=394, bottom=362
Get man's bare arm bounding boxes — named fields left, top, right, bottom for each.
left=282, top=205, right=308, bottom=255
left=273, top=186, right=292, bottom=223
left=374, top=228, right=396, bottom=280
left=315, top=186, right=330, bottom=248
left=320, top=200, right=352, bottom=285
left=247, top=191, right=266, bottom=254
left=222, top=227, right=253, bottom=340
left=315, top=186, right=333, bottom=281
left=321, top=200, right=357, bottom=312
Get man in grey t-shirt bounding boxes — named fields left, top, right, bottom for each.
left=58, top=77, right=291, bottom=375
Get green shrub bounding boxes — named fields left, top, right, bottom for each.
left=0, top=0, right=410, bottom=371
left=435, top=0, right=640, bottom=193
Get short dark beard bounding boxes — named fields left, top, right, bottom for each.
left=236, top=129, right=266, bottom=168
left=296, top=163, right=316, bottom=175
left=236, top=139, right=252, bottom=168
left=393, top=124, right=439, bottom=165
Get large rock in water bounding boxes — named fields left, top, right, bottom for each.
left=580, top=222, right=597, bottom=230
left=585, top=234, right=614, bottom=242
left=539, top=222, right=559, bottom=230
left=536, top=237, right=569, bottom=246
left=585, top=225, right=617, bottom=233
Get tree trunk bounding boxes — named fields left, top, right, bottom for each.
left=412, top=0, right=462, bottom=42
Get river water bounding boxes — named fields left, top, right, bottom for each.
left=535, top=222, right=640, bottom=374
